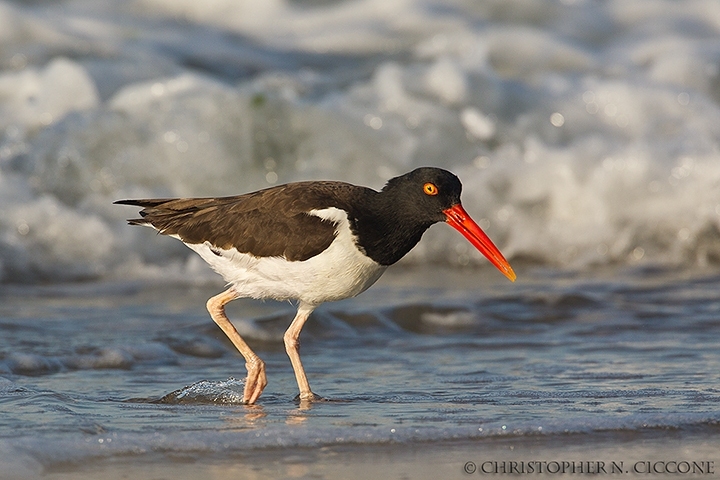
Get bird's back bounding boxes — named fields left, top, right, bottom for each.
left=116, top=182, right=388, bottom=304
left=116, top=181, right=370, bottom=262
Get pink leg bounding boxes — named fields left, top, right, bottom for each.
left=207, top=288, right=267, bottom=404
left=284, top=303, right=321, bottom=401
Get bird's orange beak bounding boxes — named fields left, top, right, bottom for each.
left=443, top=204, right=516, bottom=282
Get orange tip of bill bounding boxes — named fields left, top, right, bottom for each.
left=503, top=265, right=517, bottom=283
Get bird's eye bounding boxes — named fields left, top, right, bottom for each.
left=423, top=182, right=439, bottom=196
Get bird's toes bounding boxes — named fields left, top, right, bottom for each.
left=294, top=392, right=325, bottom=403
left=243, top=359, right=267, bottom=404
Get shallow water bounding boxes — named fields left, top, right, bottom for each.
left=2, top=266, right=720, bottom=477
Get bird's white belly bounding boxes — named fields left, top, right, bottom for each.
left=182, top=207, right=387, bottom=306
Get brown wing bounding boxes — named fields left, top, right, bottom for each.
left=115, top=181, right=365, bottom=262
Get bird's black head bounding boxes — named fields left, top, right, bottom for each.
left=348, top=167, right=461, bottom=265
left=374, top=166, right=515, bottom=281
left=380, top=167, right=463, bottom=225
left=352, top=166, right=514, bottom=282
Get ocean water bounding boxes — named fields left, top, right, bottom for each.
left=2, top=268, right=720, bottom=478
left=1, top=0, right=720, bottom=477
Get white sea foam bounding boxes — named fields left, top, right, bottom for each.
left=0, top=0, right=719, bottom=282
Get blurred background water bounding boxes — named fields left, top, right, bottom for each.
left=1, top=0, right=720, bottom=478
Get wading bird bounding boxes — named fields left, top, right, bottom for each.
left=116, top=167, right=515, bottom=404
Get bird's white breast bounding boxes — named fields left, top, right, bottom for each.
left=182, top=207, right=387, bottom=306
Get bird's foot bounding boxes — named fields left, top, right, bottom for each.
left=242, top=358, right=267, bottom=405
left=294, top=391, right=324, bottom=403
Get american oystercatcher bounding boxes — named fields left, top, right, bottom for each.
left=116, top=167, right=515, bottom=404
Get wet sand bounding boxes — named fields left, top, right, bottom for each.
left=40, top=431, right=718, bottom=480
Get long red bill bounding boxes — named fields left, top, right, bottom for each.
left=443, top=204, right=516, bottom=282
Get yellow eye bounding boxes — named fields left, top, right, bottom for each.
left=423, top=182, right=438, bottom=196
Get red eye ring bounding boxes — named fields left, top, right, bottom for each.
left=424, top=182, right=438, bottom=196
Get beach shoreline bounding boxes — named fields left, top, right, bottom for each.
left=35, top=430, right=718, bottom=479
